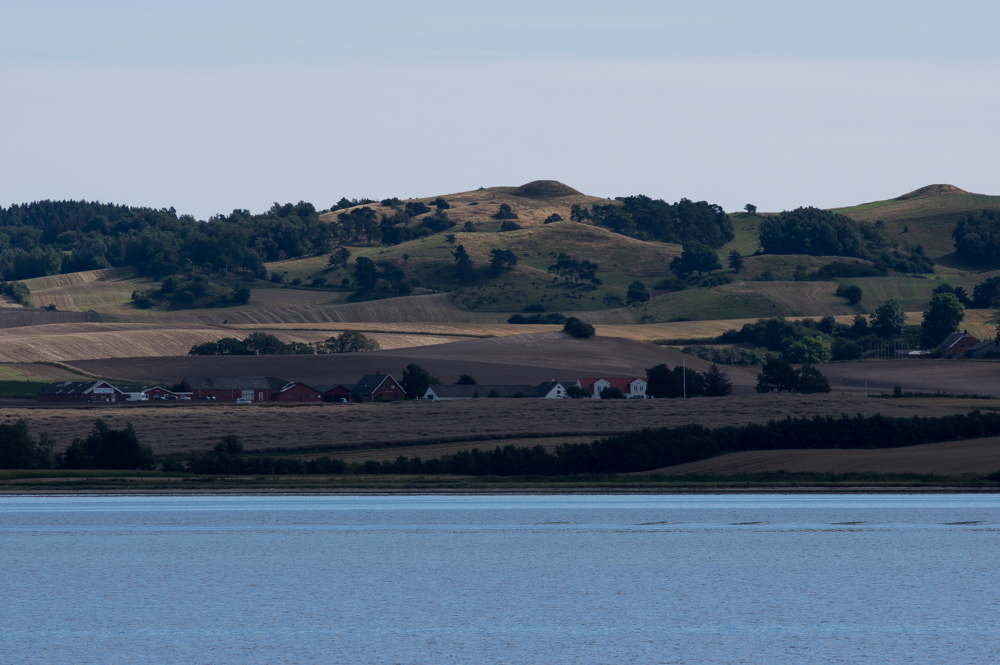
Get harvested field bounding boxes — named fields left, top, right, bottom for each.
left=644, top=436, right=1000, bottom=477
left=0, top=363, right=95, bottom=382
left=2, top=393, right=966, bottom=457
left=64, top=332, right=759, bottom=386
left=0, top=308, right=95, bottom=328
left=0, top=323, right=466, bottom=363
left=818, top=360, right=1000, bottom=396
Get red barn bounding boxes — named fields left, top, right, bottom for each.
left=318, top=384, right=356, bottom=402
left=274, top=382, right=326, bottom=403
left=181, top=376, right=287, bottom=402
left=352, top=372, right=405, bottom=402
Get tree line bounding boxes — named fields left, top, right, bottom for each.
left=189, top=331, right=380, bottom=356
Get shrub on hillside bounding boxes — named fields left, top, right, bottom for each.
left=493, top=204, right=518, bottom=220
left=759, top=207, right=867, bottom=257
left=835, top=283, right=863, bottom=304
left=563, top=317, right=595, bottom=339
left=62, top=419, right=154, bottom=470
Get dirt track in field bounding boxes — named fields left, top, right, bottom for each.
left=0, top=393, right=965, bottom=457
left=643, top=436, right=1000, bottom=477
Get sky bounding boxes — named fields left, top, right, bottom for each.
left=2, top=0, right=999, bottom=219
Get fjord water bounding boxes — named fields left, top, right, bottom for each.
left=2, top=495, right=998, bottom=664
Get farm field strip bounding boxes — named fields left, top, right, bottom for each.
left=643, top=435, right=1000, bottom=477
left=0, top=394, right=967, bottom=458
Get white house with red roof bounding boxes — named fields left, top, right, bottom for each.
left=576, top=377, right=648, bottom=399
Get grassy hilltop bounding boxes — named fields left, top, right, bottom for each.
left=5, top=180, right=1000, bottom=333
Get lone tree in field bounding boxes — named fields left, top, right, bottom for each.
left=701, top=364, right=733, bottom=396
left=452, top=244, right=475, bottom=281
left=921, top=292, right=965, bottom=348
left=728, top=250, right=744, bottom=273
left=322, top=330, right=381, bottom=353
left=744, top=204, right=757, bottom=215
left=626, top=280, right=649, bottom=304
left=328, top=247, right=351, bottom=268
left=455, top=374, right=476, bottom=385
left=493, top=204, right=518, bottom=220
left=563, top=317, right=595, bottom=339
left=489, top=249, right=518, bottom=274
left=870, top=298, right=907, bottom=339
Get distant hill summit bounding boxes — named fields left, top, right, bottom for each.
left=510, top=180, right=582, bottom=199
left=895, top=184, right=971, bottom=201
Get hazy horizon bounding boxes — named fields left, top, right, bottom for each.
left=3, top=1, right=999, bottom=219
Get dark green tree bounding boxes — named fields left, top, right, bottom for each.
left=353, top=256, right=380, bottom=291
left=797, top=364, right=831, bottom=393
left=493, top=204, right=518, bottom=220
left=401, top=363, right=441, bottom=399
left=701, top=364, right=733, bottom=396
left=626, top=281, right=649, bottom=304
left=563, top=317, right=595, bottom=339
left=744, top=204, right=757, bottom=215
left=870, top=299, right=907, bottom=339
left=728, top=250, right=744, bottom=272
left=0, top=420, right=36, bottom=469
left=599, top=386, right=625, bottom=399
left=544, top=214, right=563, bottom=224
left=670, top=242, right=722, bottom=277
left=63, top=419, right=154, bottom=470
left=455, top=374, right=476, bottom=385
left=453, top=245, right=475, bottom=280
left=921, top=292, right=965, bottom=348
left=645, top=364, right=682, bottom=398
left=328, top=247, right=351, bottom=268
left=755, top=357, right=800, bottom=393
left=489, top=249, right=518, bottom=273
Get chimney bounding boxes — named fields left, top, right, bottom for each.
left=375, top=370, right=381, bottom=375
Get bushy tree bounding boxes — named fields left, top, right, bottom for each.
left=565, top=384, right=591, bottom=398
left=322, top=330, right=381, bottom=353
left=836, top=283, right=863, bottom=304
left=353, top=256, right=380, bottom=291
left=755, top=357, right=800, bottom=393
left=453, top=244, right=475, bottom=281
left=670, top=242, right=722, bottom=277
left=590, top=195, right=733, bottom=247
left=784, top=336, right=832, bottom=363
left=0, top=420, right=37, bottom=469
left=701, top=364, right=733, bottom=396
left=645, top=364, right=682, bottom=398
left=489, top=249, right=518, bottom=273
left=62, top=419, right=154, bottom=470
left=759, top=207, right=866, bottom=257
left=544, top=214, right=563, bottom=224
left=921, top=292, right=965, bottom=348
left=328, top=247, right=351, bottom=268
left=493, top=204, right=518, bottom=220
left=728, top=250, right=744, bottom=272
left=744, top=204, right=757, bottom=215
left=626, top=280, right=649, bottom=304
left=563, top=317, right=595, bottom=339
left=832, top=337, right=863, bottom=361
left=599, top=386, right=625, bottom=399
left=455, top=374, right=476, bottom=385
left=870, top=299, right=907, bottom=339
left=797, top=364, right=831, bottom=393
left=971, top=276, right=1000, bottom=308
left=401, top=363, right=440, bottom=399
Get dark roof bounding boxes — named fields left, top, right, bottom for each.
left=275, top=381, right=325, bottom=394
left=938, top=332, right=978, bottom=350
left=314, top=384, right=355, bottom=394
left=182, top=376, right=278, bottom=390
left=353, top=373, right=402, bottom=395
left=37, top=381, right=117, bottom=396
left=427, top=384, right=536, bottom=398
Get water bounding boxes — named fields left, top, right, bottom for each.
left=2, top=494, right=999, bottom=664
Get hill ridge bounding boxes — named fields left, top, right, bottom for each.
left=895, top=184, right=971, bottom=201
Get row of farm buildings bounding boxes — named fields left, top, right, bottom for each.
left=37, top=374, right=650, bottom=403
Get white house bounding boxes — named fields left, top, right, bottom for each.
left=576, top=377, right=648, bottom=399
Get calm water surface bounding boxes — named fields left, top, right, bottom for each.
left=2, top=494, right=999, bottom=664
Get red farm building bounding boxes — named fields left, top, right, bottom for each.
left=352, top=373, right=405, bottom=402
left=37, top=381, right=123, bottom=403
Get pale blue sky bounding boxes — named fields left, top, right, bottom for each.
left=2, top=1, right=999, bottom=217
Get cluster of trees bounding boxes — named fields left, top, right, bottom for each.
left=718, top=305, right=910, bottom=363
left=971, top=275, right=1000, bottom=309
left=670, top=242, right=722, bottom=277
left=337, top=202, right=456, bottom=246
left=563, top=317, right=595, bottom=339
left=507, top=311, right=567, bottom=324
left=352, top=256, right=414, bottom=296
left=183, top=436, right=346, bottom=475
left=547, top=253, right=599, bottom=284
left=646, top=363, right=733, bottom=398
left=587, top=196, right=734, bottom=248
left=1, top=281, right=32, bottom=306
left=188, top=331, right=381, bottom=356
left=132, top=274, right=251, bottom=309
left=755, top=358, right=831, bottom=393
left=680, top=346, right=778, bottom=366
left=0, top=419, right=154, bottom=471
left=0, top=200, right=333, bottom=281
left=759, top=208, right=934, bottom=273
left=346, top=411, right=1000, bottom=476
left=953, top=210, right=1000, bottom=267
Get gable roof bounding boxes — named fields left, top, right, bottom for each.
left=37, top=381, right=118, bottom=396
left=274, top=381, right=325, bottom=394
left=314, top=384, right=356, bottom=394
left=577, top=377, right=645, bottom=395
left=969, top=338, right=1000, bottom=351
left=353, top=373, right=403, bottom=395
left=182, top=376, right=278, bottom=391
left=938, top=332, right=979, bottom=350
left=535, top=381, right=575, bottom=396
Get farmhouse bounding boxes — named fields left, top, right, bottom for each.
left=317, top=384, right=356, bottom=402
left=352, top=372, right=405, bottom=402
left=37, top=381, right=123, bottom=403
left=577, top=377, right=648, bottom=399
left=937, top=331, right=980, bottom=358
left=536, top=381, right=576, bottom=398
left=181, top=376, right=287, bottom=401
left=968, top=337, right=1000, bottom=359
